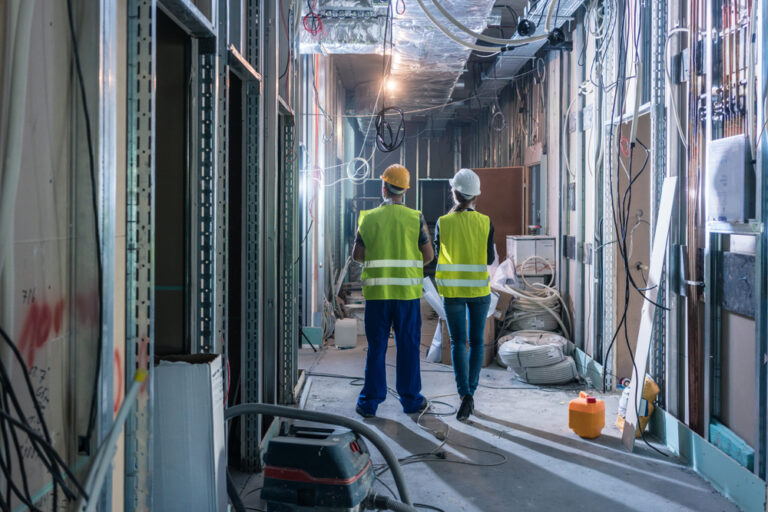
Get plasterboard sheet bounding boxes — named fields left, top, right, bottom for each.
left=622, top=177, right=677, bottom=450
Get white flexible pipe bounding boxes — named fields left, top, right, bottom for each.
left=498, top=256, right=572, bottom=338
left=0, top=0, right=35, bottom=336
left=429, top=0, right=549, bottom=46
left=664, top=28, right=690, bottom=152
left=415, top=0, right=555, bottom=52
left=747, top=0, right=758, bottom=157
left=78, top=370, right=148, bottom=512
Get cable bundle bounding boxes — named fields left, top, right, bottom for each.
left=496, top=330, right=572, bottom=369
left=375, top=107, right=405, bottom=153
left=496, top=330, right=577, bottom=385
left=512, top=357, right=578, bottom=385
left=496, top=257, right=571, bottom=338
left=0, top=327, right=87, bottom=511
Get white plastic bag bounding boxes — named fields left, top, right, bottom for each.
left=426, top=324, right=442, bottom=362
left=422, top=277, right=445, bottom=319
left=491, top=258, right=520, bottom=290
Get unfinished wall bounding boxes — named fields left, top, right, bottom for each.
left=0, top=0, right=104, bottom=507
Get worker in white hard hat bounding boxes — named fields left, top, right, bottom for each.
left=434, top=168, right=495, bottom=421
left=351, top=164, right=434, bottom=418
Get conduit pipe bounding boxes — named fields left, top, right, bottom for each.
left=225, top=403, right=414, bottom=506
left=414, top=0, right=556, bottom=52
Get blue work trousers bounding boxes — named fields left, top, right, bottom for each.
left=357, top=299, right=425, bottom=414
left=443, top=294, right=491, bottom=397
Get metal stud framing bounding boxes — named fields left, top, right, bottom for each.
left=279, top=111, right=298, bottom=404
left=215, top=2, right=229, bottom=355
left=241, top=78, right=263, bottom=471
left=194, top=48, right=217, bottom=353
left=125, top=0, right=156, bottom=508
left=751, top=0, right=768, bottom=480
left=650, top=0, right=668, bottom=401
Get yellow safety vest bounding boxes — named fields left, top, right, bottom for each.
left=358, top=205, right=424, bottom=300
left=435, top=211, right=491, bottom=298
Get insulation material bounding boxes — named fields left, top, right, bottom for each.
left=302, top=0, right=496, bottom=119
left=390, top=0, right=496, bottom=110
left=300, top=16, right=388, bottom=54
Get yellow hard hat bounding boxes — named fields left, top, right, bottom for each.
left=381, top=164, right=410, bottom=190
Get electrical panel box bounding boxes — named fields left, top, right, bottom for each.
left=705, top=134, right=755, bottom=222
left=507, top=235, right=557, bottom=275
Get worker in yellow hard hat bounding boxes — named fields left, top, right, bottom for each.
left=351, top=164, right=434, bottom=418
left=434, top=168, right=495, bottom=421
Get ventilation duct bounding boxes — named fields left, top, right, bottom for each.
left=474, top=0, right=583, bottom=102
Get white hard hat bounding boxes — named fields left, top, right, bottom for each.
left=449, top=168, right=481, bottom=197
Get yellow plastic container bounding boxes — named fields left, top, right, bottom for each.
left=568, top=391, right=605, bottom=439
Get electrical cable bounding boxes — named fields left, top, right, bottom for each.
left=278, top=0, right=292, bottom=81
left=66, top=0, right=104, bottom=455
left=303, top=0, right=322, bottom=36
left=376, top=107, right=406, bottom=152
left=599, top=0, right=668, bottom=457
left=664, top=27, right=690, bottom=151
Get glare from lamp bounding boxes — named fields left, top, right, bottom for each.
left=385, top=78, right=397, bottom=93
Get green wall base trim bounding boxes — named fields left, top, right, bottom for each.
left=651, top=407, right=766, bottom=512
left=301, top=326, right=323, bottom=348
left=572, top=347, right=604, bottom=390
left=710, top=419, right=755, bottom=471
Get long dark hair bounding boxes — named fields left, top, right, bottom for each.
left=449, top=189, right=475, bottom=213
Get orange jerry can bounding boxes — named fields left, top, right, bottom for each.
left=568, top=391, right=605, bottom=439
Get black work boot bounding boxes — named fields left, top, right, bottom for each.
left=456, top=395, right=474, bottom=421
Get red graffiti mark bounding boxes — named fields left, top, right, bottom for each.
left=18, top=299, right=64, bottom=367
left=17, top=291, right=97, bottom=368
left=113, top=349, right=124, bottom=415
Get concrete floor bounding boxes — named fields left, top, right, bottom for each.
left=236, top=310, right=739, bottom=512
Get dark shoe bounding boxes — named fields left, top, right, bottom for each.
left=356, top=405, right=375, bottom=418
left=456, top=395, right=474, bottom=422
left=406, top=399, right=431, bottom=415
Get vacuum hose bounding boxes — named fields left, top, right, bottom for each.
left=225, top=403, right=414, bottom=506
left=366, top=494, right=418, bottom=512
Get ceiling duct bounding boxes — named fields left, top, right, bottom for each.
left=473, top=0, right=583, bottom=102
left=301, top=0, right=497, bottom=134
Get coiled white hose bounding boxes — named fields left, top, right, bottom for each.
left=496, top=330, right=573, bottom=369
left=513, top=356, right=578, bottom=385
left=497, top=256, right=571, bottom=339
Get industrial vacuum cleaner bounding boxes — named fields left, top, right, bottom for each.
left=225, top=404, right=418, bottom=512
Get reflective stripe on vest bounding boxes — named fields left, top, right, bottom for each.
left=436, top=278, right=491, bottom=288
left=358, top=205, right=424, bottom=300
left=364, top=259, right=423, bottom=269
left=435, top=211, right=491, bottom=298
left=435, top=264, right=487, bottom=272
left=362, top=277, right=423, bottom=286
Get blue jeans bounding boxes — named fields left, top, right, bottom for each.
left=443, top=294, right=491, bottom=397
left=357, top=299, right=425, bottom=414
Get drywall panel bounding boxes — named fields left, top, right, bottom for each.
left=719, top=313, right=757, bottom=447
left=614, top=114, right=653, bottom=382
left=1, top=0, right=100, bottom=507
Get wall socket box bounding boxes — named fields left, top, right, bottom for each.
left=706, top=134, right=755, bottom=222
